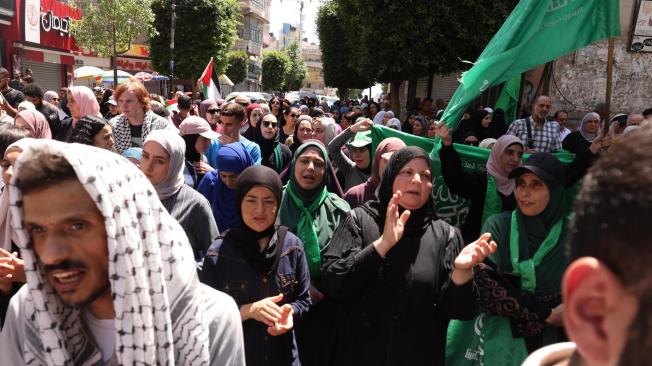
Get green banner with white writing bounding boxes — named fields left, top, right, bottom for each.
left=441, top=0, right=621, bottom=127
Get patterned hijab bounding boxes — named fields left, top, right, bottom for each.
left=16, top=110, right=52, bottom=139
left=144, top=130, right=186, bottom=199
left=8, top=140, right=209, bottom=365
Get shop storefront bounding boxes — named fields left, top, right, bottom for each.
left=0, top=0, right=80, bottom=91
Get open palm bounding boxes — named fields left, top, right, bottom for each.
left=454, top=233, right=497, bottom=270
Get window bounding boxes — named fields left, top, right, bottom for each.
left=251, top=0, right=265, bottom=8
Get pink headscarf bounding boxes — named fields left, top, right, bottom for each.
left=343, top=137, right=406, bottom=208
left=68, top=86, right=101, bottom=127
left=16, top=110, right=52, bottom=139
left=485, top=135, right=525, bottom=196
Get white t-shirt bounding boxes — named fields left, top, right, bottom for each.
left=82, top=309, right=116, bottom=363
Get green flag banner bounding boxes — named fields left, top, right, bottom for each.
left=370, top=126, right=576, bottom=228
left=494, top=74, right=521, bottom=123
left=440, top=0, right=621, bottom=127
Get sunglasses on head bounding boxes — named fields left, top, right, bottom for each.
left=263, top=121, right=278, bottom=128
left=207, top=109, right=220, bottom=114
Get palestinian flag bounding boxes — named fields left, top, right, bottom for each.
left=199, top=57, right=222, bottom=101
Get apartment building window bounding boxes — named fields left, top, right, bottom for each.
left=251, top=0, right=265, bottom=8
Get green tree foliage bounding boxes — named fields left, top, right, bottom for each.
left=284, top=41, right=308, bottom=92
left=262, top=50, right=290, bottom=92
left=225, top=51, right=248, bottom=85
left=316, top=1, right=369, bottom=97
left=70, top=0, right=153, bottom=82
left=330, top=0, right=516, bottom=107
left=150, top=0, right=240, bottom=82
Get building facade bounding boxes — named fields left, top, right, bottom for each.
left=232, top=0, right=271, bottom=92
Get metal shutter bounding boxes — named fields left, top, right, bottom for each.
left=22, top=60, right=62, bottom=93
left=431, top=74, right=460, bottom=102
left=415, top=76, right=430, bottom=100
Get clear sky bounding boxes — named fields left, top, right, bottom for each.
left=269, top=0, right=321, bottom=44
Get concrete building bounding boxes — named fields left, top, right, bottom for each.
left=232, top=0, right=271, bottom=92
left=300, top=40, right=336, bottom=96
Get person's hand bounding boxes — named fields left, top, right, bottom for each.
left=590, top=133, right=612, bottom=154
left=0, top=248, right=25, bottom=283
left=308, top=284, right=325, bottom=305
left=451, top=233, right=497, bottom=285
left=350, top=118, right=373, bottom=133
left=546, top=304, right=564, bottom=327
left=245, top=294, right=284, bottom=327
left=194, top=161, right=214, bottom=174
left=435, top=122, right=453, bottom=146
left=267, top=304, right=294, bottom=336
left=373, top=191, right=411, bottom=257
left=190, top=104, right=199, bottom=116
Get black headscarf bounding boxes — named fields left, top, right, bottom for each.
left=490, top=108, right=508, bottom=137
left=254, top=117, right=279, bottom=160
left=225, top=165, right=283, bottom=274
left=363, top=146, right=437, bottom=234
left=470, top=110, right=491, bottom=141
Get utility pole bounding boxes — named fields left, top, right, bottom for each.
left=169, top=0, right=176, bottom=98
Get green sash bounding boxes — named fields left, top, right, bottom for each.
left=481, top=175, right=502, bottom=226
left=285, top=184, right=330, bottom=278
left=509, top=211, right=564, bottom=292
left=273, top=144, right=283, bottom=173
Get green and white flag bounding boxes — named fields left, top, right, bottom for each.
left=441, top=0, right=621, bottom=127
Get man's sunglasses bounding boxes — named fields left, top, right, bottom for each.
left=263, top=121, right=278, bottom=128
left=207, top=109, right=220, bottom=114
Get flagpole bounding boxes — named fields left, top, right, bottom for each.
left=605, top=37, right=615, bottom=119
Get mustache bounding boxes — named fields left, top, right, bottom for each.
left=43, top=260, right=87, bottom=274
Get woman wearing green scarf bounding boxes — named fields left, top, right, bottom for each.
left=446, top=153, right=570, bottom=366
left=279, top=139, right=350, bottom=366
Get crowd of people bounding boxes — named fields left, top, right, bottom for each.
left=0, top=65, right=650, bottom=365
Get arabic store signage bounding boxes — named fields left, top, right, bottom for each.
left=24, top=0, right=81, bottom=50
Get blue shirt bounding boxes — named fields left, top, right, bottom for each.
left=205, top=137, right=261, bottom=168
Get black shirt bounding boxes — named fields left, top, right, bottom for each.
left=36, top=102, right=62, bottom=140
left=1, top=88, right=25, bottom=109
left=129, top=124, right=143, bottom=147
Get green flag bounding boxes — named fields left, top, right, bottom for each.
left=440, top=0, right=620, bottom=128
left=369, top=126, right=576, bottom=228
left=494, top=74, right=521, bottom=123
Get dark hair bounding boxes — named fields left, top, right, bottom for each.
left=0, top=127, right=31, bottom=157
left=23, top=76, right=34, bottom=84
left=68, top=115, right=110, bottom=146
left=22, top=83, right=44, bottom=99
left=553, top=110, right=568, bottom=119
left=344, top=111, right=361, bottom=122
left=569, top=125, right=652, bottom=288
left=0, top=67, right=8, bottom=79
left=177, top=95, right=191, bottom=110
left=221, top=103, right=245, bottom=122
left=150, top=102, right=170, bottom=118
left=182, top=134, right=201, bottom=162
left=14, top=150, right=77, bottom=195
left=642, top=108, right=652, bottom=118
left=310, top=108, right=325, bottom=118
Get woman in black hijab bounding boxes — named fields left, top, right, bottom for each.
left=255, top=114, right=292, bottom=174
left=321, top=146, right=495, bottom=366
left=200, top=165, right=311, bottom=366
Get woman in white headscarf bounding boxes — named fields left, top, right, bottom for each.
left=0, top=140, right=244, bottom=365
left=562, top=112, right=601, bottom=155
left=372, top=110, right=386, bottom=125
left=142, top=130, right=219, bottom=260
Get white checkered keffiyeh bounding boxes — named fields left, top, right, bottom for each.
left=8, top=140, right=210, bottom=365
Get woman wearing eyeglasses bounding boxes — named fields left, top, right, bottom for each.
left=280, top=107, right=300, bottom=145
left=199, top=99, right=221, bottom=132
left=255, top=114, right=292, bottom=174
left=268, top=96, right=284, bottom=124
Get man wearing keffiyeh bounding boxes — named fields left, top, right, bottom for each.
left=0, top=140, right=245, bottom=365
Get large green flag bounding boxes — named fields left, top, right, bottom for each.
left=440, top=0, right=620, bottom=127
